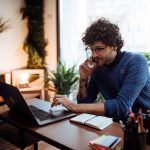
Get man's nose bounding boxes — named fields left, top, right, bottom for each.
left=91, top=51, right=98, bottom=57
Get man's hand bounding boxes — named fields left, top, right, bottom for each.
left=51, top=95, right=105, bottom=115
left=79, top=58, right=97, bottom=80
left=77, top=58, right=98, bottom=99
left=51, top=95, right=77, bottom=111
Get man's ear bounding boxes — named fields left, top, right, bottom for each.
left=113, top=46, right=117, bottom=51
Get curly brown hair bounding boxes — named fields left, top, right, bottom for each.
left=82, top=18, right=124, bottom=51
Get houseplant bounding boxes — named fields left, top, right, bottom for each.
left=0, top=17, right=9, bottom=104
left=0, top=17, right=9, bottom=33
left=140, top=52, right=150, bottom=66
left=45, top=61, right=79, bottom=97
left=19, top=0, right=46, bottom=97
left=20, top=0, right=47, bottom=69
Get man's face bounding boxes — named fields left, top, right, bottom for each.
left=88, top=41, right=117, bottom=66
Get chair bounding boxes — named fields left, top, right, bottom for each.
left=0, top=122, right=40, bottom=150
left=0, top=103, right=40, bottom=150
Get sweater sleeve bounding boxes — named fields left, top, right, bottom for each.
left=104, top=54, right=149, bottom=121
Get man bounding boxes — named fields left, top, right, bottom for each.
left=52, top=18, right=150, bottom=121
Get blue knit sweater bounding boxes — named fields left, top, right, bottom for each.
left=77, top=51, right=150, bottom=121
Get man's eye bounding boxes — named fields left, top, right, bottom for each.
left=96, top=48, right=104, bottom=51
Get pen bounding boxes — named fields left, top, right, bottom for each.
left=137, top=109, right=145, bottom=133
left=109, top=138, right=119, bottom=148
left=119, top=120, right=125, bottom=131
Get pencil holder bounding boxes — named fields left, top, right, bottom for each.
left=138, top=133, right=146, bottom=150
left=123, top=131, right=146, bottom=150
left=146, top=129, right=150, bottom=144
left=121, top=109, right=150, bottom=150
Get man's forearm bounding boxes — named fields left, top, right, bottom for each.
left=72, top=102, right=105, bottom=115
left=77, top=78, right=88, bottom=98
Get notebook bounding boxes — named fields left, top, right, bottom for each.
left=70, top=113, right=113, bottom=130
left=89, top=134, right=121, bottom=149
left=0, top=81, right=75, bottom=125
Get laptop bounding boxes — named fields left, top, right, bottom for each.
left=0, top=81, right=76, bottom=125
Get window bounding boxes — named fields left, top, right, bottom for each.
left=59, top=0, right=150, bottom=67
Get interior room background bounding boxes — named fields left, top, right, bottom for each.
left=0, top=0, right=57, bottom=72
left=59, top=0, right=150, bottom=67
left=0, top=0, right=150, bottom=72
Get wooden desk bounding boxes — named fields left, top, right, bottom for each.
left=21, top=90, right=42, bottom=100
left=0, top=110, right=123, bottom=150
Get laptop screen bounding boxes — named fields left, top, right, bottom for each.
left=0, top=81, right=36, bottom=121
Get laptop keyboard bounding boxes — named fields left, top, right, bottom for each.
left=29, top=105, right=50, bottom=121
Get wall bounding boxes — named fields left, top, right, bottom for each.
left=0, top=0, right=57, bottom=72
left=0, top=0, right=27, bottom=72
left=45, top=0, right=58, bottom=70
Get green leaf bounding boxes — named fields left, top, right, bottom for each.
left=45, top=61, right=79, bottom=95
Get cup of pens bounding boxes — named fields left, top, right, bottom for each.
left=120, top=109, right=150, bottom=150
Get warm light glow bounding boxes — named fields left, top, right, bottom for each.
left=19, top=73, right=29, bottom=84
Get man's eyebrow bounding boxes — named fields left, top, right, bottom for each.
left=94, top=46, right=105, bottom=48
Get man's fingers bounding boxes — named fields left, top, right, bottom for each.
left=51, top=98, right=63, bottom=107
left=55, top=94, right=64, bottom=98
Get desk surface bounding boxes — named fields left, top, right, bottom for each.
left=0, top=110, right=123, bottom=150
